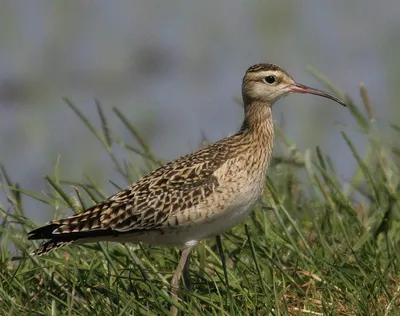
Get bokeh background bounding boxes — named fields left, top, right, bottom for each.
left=1, top=0, right=399, bottom=224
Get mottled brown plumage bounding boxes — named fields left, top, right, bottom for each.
left=28, top=63, right=345, bottom=309
left=28, top=121, right=274, bottom=254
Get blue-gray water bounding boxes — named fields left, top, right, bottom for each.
left=1, top=1, right=399, bottom=224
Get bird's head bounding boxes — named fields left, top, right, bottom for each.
left=242, top=63, right=346, bottom=107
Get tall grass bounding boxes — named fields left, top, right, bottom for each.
left=1, top=73, right=400, bottom=315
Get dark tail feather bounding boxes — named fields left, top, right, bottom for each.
left=28, top=224, right=61, bottom=240
left=29, top=223, right=77, bottom=256
left=28, top=223, right=121, bottom=256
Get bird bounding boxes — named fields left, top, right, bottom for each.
left=28, top=63, right=346, bottom=308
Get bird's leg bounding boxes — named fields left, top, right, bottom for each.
left=170, top=245, right=194, bottom=314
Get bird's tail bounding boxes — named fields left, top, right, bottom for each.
left=28, top=223, right=80, bottom=255
left=28, top=198, right=135, bottom=255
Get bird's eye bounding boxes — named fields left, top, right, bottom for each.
left=263, top=75, right=277, bottom=84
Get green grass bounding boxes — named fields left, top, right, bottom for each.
left=1, top=77, right=400, bottom=315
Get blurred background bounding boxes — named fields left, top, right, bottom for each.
left=0, top=0, right=399, bottom=223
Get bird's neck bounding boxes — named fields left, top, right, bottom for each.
left=231, top=100, right=274, bottom=177
left=239, top=101, right=274, bottom=142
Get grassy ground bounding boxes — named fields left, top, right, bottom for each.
left=1, top=76, right=400, bottom=315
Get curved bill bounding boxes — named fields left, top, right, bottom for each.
left=290, top=83, right=346, bottom=107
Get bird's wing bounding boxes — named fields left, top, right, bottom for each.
left=28, top=140, right=233, bottom=249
